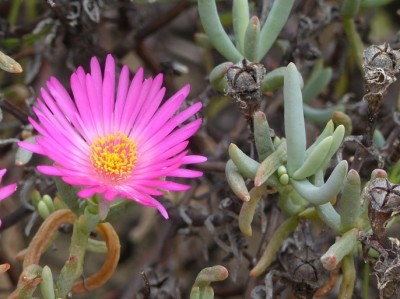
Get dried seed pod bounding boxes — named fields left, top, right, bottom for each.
left=361, top=44, right=400, bottom=148
left=226, top=59, right=266, bottom=126
left=367, top=178, right=400, bottom=214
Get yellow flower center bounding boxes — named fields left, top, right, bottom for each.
left=90, top=132, right=137, bottom=182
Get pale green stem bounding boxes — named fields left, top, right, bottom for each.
left=362, top=261, right=370, bottom=299
left=342, top=18, right=364, bottom=74
left=341, top=0, right=360, bottom=18
left=339, top=254, right=356, bottom=299
left=250, top=216, right=299, bottom=276
left=8, top=0, right=22, bottom=26
left=55, top=207, right=100, bottom=298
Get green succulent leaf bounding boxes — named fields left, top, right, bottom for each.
left=243, top=16, right=260, bottom=62
left=255, top=140, right=287, bottom=186
left=321, top=124, right=345, bottom=169
left=278, top=188, right=307, bottom=216
left=303, top=65, right=332, bottom=103
left=193, top=266, right=229, bottom=288
left=332, top=111, right=353, bottom=136
left=341, top=0, right=361, bottom=19
left=292, top=136, right=333, bottom=180
left=40, top=266, right=55, bottom=299
left=258, top=0, right=296, bottom=60
left=305, top=120, right=334, bottom=156
left=303, top=103, right=346, bottom=125
left=254, top=111, right=275, bottom=161
left=316, top=202, right=341, bottom=233
left=198, top=0, right=243, bottom=62
left=338, top=169, right=361, bottom=231
left=284, top=63, right=306, bottom=175
left=373, top=129, right=385, bottom=149
left=190, top=286, right=201, bottom=299
left=209, top=62, right=234, bottom=92
left=321, top=228, right=358, bottom=270
left=290, top=160, right=348, bottom=205
left=226, top=160, right=250, bottom=202
left=261, top=67, right=286, bottom=92
left=239, top=186, right=269, bottom=236
left=228, top=143, right=259, bottom=179
left=232, top=0, right=249, bottom=54
left=0, top=50, right=22, bottom=73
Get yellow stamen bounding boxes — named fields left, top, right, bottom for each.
left=90, top=132, right=137, bottom=182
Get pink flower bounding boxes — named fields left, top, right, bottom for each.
left=0, top=169, right=17, bottom=227
left=19, top=55, right=205, bottom=218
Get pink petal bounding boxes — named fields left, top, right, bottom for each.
left=0, top=183, right=17, bottom=201
left=37, top=165, right=63, bottom=176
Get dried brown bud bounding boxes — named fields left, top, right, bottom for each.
left=363, top=43, right=400, bottom=99
left=225, top=59, right=266, bottom=130
left=367, top=178, right=400, bottom=213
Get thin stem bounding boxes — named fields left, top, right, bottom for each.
left=72, top=223, right=120, bottom=293
left=55, top=211, right=100, bottom=298
left=362, top=261, right=370, bottom=299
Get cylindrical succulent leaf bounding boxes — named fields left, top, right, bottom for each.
left=253, top=111, right=275, bottom=161
left=243, top=16, right=260, bottom=62
left=332, top=111, right=353, bottom=136
left=320, top=124, right=346, bottom=169
left=0, top=50, right=23, bottom=73
left=209, top=62, right=234, bottom=92
left=292, top=136, right=333, bottom=180
left=198, top=0, right=243, bottom=62
left=320, top=228, right=358, bottom=270
left=341, top=0, right=361, bottom=18
left=232, top=0, right=249, bottom=54
left=193, top=266, right=229, bottom=288
left=303, top=63, right=333, bottom=103
left=261, top=67, right=286, bottom=92
left=258, top=0, right=296, bottom=60
left=40, top=266, right=55, bottom=299
left=316, top=202, right=341, bottom=233
left=290, top=160, right=348, bottom=205
left=305, top=120, right=334, bottom=156
left=239, top=186, right=269, bottom=236
left=255, top=140, right=287, bottom=186
left=303, top=103, right=346, bottom=125
left=226, top=160, right=250, bottom=202
left=228, top=143, right=259, bottom=179
left=284, top=63, right=306, bottom=175
left=338, top=169, right=361, bottom=231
